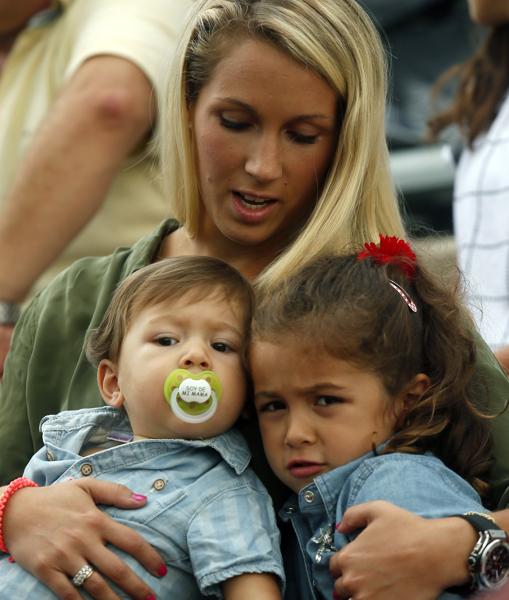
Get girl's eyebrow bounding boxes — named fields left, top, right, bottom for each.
left=217, top=96, right=336, bottom=122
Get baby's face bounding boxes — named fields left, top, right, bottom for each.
left=105, top=292, right=246, bottom=439
left=250, top=337, right=399, bottom=493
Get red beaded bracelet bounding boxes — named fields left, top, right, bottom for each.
left=0, top=477, right=39, bottom=554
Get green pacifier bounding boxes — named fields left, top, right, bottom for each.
left=163, top=369, right=222, bottom=424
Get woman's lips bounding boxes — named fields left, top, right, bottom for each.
left=231, top=190, right=277, bottom=223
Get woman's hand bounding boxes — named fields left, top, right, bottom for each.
left=330, top=501, right=476, bottom=600
left=4, top=479, right=167, bottom=599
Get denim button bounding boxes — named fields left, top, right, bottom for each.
left=153, top=478, right=166, bottom=491
left=80, top=463, right=93, bottom=476
left=304, top=490, right=315, bottom=503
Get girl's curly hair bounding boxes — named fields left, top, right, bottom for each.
left=253, top=251, right=494, bottom=497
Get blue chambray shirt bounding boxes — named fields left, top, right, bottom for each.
left=0, top=407, right=284, bottom=599
left=280, top=450, right=487, bottom=600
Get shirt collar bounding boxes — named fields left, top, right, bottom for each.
left=40, top=406, right=251, bottom=475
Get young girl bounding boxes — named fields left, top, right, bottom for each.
left=0, top=256, right=283, bottom=599
left=251, top=236, right=506, bottom=600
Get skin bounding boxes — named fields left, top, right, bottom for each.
left=467, top=0, right=509, bottom=25
left=4, top=38, right=337, bottom=598
left=251, top=339, right=423, bottom=493
left=166, top=37, right=338, bottom=280
left=0, top=52, right=157, bottom=374
left=98, top=292, right=247, bottom=440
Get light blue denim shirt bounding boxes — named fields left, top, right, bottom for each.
left=280, top=450, right=487, bottom=600
left=0, top=407, right=284, bottom=599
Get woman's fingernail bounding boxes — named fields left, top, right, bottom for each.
left=335, top=522, right=341, bottom=530
left=131, top=493, right=147, bottom=502
left=157, top=564, right=167, bottom=577
left=146, top=595, right=156, bottom=600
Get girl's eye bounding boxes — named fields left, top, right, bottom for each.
left=211, top=341, right=232, bottom=353
left=157, top=337, right=177, bottom=347
left=316, top=396, right=341, bottom=407
left=258, top=400, right=285, bottom=413
left=219, top=115, right=250, bottom=131
left=287, top=131, right=318, bottom=145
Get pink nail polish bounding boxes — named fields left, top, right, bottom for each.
left=131, top=493, right=147, bottom=502
left=157, top=564, right=167, bottom=577
left=146, top=595, right=156, bottom=600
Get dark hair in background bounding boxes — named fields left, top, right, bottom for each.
left=86, top=256, right=254, bottom=367
left=253, top=252, right=493, bottom=497
left=428, top=24, right=509, bottom=146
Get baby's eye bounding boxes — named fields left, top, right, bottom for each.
left=156, top=336, right=178, bottom=347
left=211, top=341, right=232, bottom=353
left=316, top=396, right=342, bottom=407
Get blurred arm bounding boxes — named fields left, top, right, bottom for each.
left=0, top=54, right=156, bottom=303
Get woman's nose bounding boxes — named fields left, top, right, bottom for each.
left=244, top=133, right=283, bottom=182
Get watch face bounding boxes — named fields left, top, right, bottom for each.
left=481, top=541, right=509, bottom=589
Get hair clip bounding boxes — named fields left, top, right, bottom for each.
left=388, top=280, right=417, bottom=313
left=357, top=235, right=417, bottom=280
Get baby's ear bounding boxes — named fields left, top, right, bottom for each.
left=97, top=359, right=124, bottom=408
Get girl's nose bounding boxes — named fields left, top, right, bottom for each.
left=284, top=412, right=316, bottom=447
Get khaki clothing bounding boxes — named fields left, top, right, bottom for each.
left=0, top=0, right=191, bottom=289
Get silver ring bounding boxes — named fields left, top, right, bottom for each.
left=72, top=564, right=94, bottom=587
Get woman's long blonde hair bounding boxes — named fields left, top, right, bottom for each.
left=160, top=0, right=405, bottom=289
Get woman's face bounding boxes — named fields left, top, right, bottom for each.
left=467, top=0, right=509, bottom=25
left=189, top=37, right=338, bottom=255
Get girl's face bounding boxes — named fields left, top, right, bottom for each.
left=467, top=0, right=509, bottom=25
left=251, top=338, right=402, bottom=493
left=189, top=37, right=338, bottom=257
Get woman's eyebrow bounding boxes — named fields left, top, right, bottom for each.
left=218, top=96, right=335, bottom=122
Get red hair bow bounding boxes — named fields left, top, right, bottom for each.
left=357, top=235, right=416, bottom=279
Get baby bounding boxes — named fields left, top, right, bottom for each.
left=0, top=257, right=283, bottom=599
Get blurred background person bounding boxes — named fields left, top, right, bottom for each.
left=428, top=0, right=509, bottom=372
left=0, top=0, right=192, bottom=374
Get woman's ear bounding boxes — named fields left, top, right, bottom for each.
left=97, top=359, right=124, bottom=408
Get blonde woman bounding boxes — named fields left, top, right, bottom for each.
left=0, top=1, right=507, bottom=599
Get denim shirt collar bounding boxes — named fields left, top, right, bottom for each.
left=279, top=449, right=378, bottom=522
left=40, top=406, right=251, bottom=475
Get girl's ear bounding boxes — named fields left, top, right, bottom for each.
left=97, top=359, right=124, bottom=408
left=406, top=373, right=431, bottom=399
left=393, top=373, right=431, bottom=426
left=401, top=373, right=431, bottom=410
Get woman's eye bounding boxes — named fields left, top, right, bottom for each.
left=287, top=131, right=318, bottom=145
left=211, top=341, right=232, bottom=353
left=219, top=115, right=250, bottom=131
left=316, top=396, right=341, bottom=407
left=157, top=337, right=177, bottom=347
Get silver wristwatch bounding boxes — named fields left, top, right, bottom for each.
left=0, top=301, right=21, bottom=325
left=457, top=512, right=509, bottom=591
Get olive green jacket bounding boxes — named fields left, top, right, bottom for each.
left=1, top=219, right=509, bottom=508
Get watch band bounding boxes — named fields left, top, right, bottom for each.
left=455, top=512, right=509, bottom=592
left=0, top=301, right=21, bottom=326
